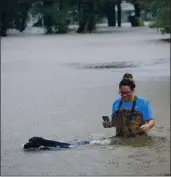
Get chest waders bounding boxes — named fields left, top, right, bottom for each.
left=112, top=96, right=146, bottom=138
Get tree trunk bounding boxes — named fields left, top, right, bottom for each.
left=0, top=12, right=8, bottom=36
left=117, top=3, right=122, bottom=27
left=43, top=13, right=53, bottom=34
left=77, top=15, right=87, bottom=33
left=87, top=14, right=96, bottom=32
left=133, top=3, right=141, bottom=26
left=134, top=3, right=141, bottom=18
left=1, top=25, right=8, bottom=36
left=86, top=2, right=96, bottom=32
left=17, top=1, right=31, bottom=32
left=77, top=2, right=87, bottom=33
left=43, top=0, right=53, bottom=34
left=77, top=1, right=96, bottom=33
left=106, top=3, right=116, bottom=27
left=19, top=12, right=28, bottom=32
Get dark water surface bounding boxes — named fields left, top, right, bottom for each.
left=1, top=26, right=170, bottom=175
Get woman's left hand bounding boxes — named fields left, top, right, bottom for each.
left=140, top=124, right=149, bottom=132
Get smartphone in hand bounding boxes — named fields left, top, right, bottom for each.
left=102, top=116, right=110, bottom=122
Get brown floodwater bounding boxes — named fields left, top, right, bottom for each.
left=1, top=25, right=170, bottom=175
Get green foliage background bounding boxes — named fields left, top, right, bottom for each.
left=1, top=0, right=170, bottom=36
left=149, top=0, right=170, bottom=33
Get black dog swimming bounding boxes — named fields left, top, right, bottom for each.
left=23, top=136, right=90, bottom=150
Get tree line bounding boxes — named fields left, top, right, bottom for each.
left=0, top=0, right=170, bottom=36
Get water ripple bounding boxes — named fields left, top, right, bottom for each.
left=65, top=58, right=169, bottom=70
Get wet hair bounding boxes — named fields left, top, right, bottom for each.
left=119, top=73, right=136, bottom=90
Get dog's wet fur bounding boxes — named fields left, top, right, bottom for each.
left=23, top=136, right=90, bottom=150
left=23, top=137, right=72, bottom=150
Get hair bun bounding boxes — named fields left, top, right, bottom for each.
left=119, top=73, right=136, bottom=90
left=123, top=73, right=133, bottom=81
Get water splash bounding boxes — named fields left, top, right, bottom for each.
left=89, top=139, right=111, bottom=145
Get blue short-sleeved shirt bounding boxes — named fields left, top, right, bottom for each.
left=112, top=96, right=153, bottom=121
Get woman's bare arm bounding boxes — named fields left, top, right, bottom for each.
left=147, top=119, right=155, bottom=129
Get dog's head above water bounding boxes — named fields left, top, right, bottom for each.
left=23, top=136, right=73, bottom=150
left=23, top=137, right=46, bottom=149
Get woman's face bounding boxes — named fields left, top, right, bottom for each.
left=119, top=86, right=134, bottom=101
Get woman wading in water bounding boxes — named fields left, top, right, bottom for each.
left=23, top=73, right=155, bottom=150
left=103, top=73, right=155, bottom=137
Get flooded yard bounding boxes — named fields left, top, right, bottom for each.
left=1, top=25, right=170, bottom=175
